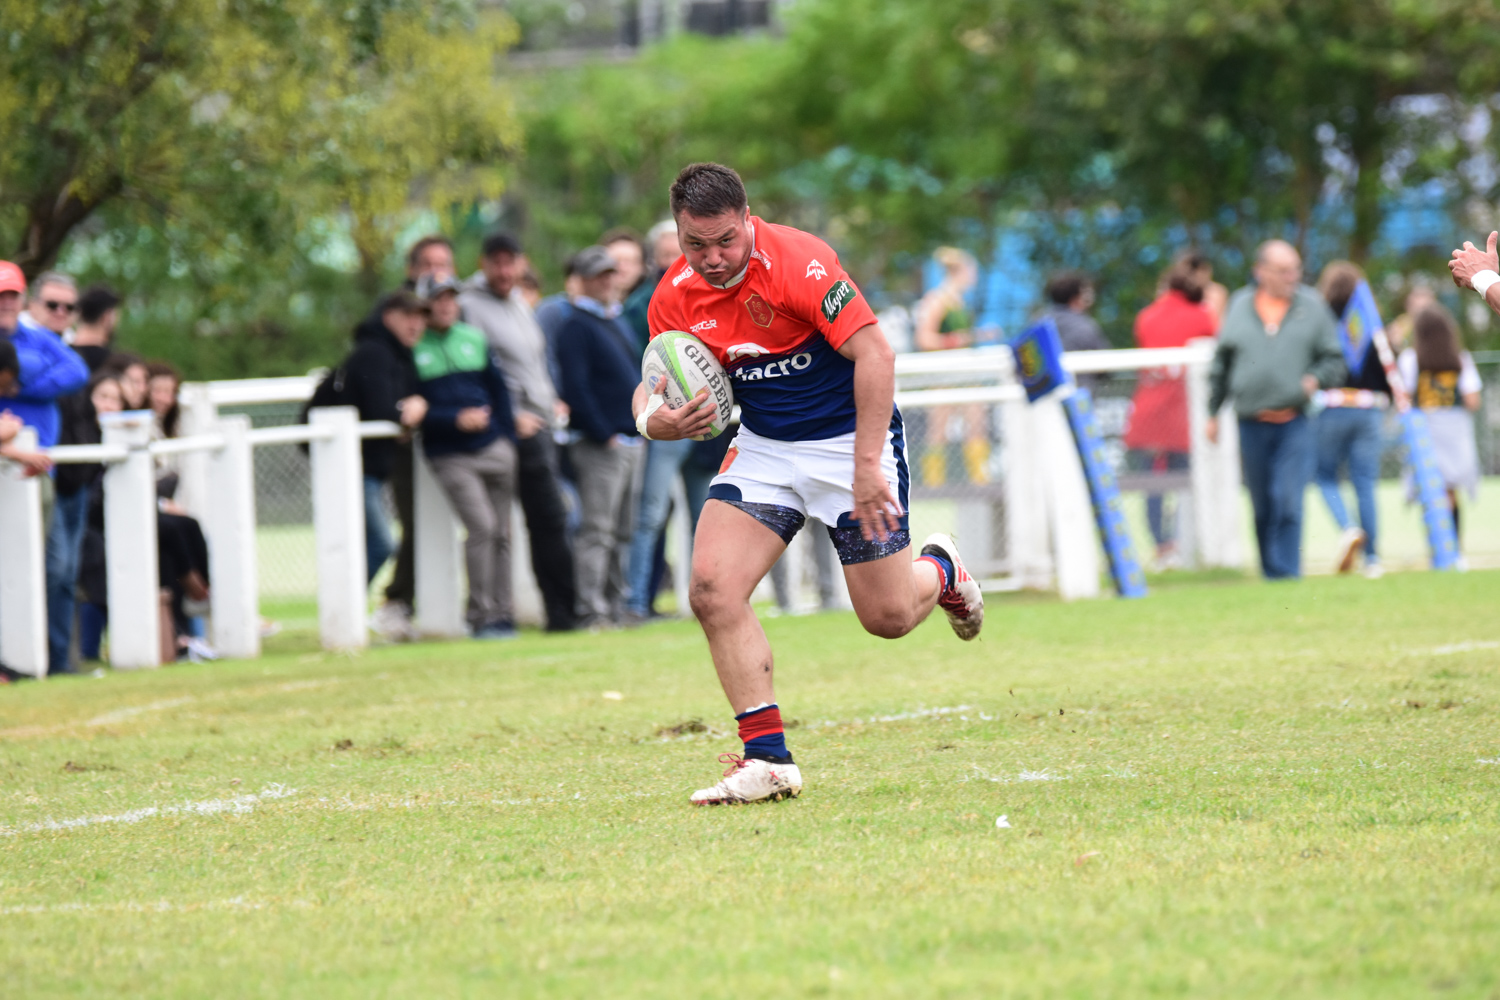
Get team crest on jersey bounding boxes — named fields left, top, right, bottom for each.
left=671, top=263, right=695, bottom=287
left=805, top=259, right=827, bottom=280
left=726, top=343, right=768, bottom=360
left=744, top=293, right=775, bottom=328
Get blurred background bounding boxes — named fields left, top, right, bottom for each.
left=9, top=0, right=1500, bottom=374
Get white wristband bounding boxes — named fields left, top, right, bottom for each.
left=1473, top=270, right=1500, bottom=299
left=635, top=394, right=666, bottom=440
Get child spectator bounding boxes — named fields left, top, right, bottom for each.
left=1398, top=305, right=1482, bottom=567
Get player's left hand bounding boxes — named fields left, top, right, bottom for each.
left=1449, top=232, right=1498, bottom=289
left=851, top=460, right=902, bottom=543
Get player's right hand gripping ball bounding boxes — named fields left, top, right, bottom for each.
left=641, top=331, right=735, bottom=440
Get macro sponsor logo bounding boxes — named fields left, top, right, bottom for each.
left=689, top=319, right=718, bottom=334
left=733, top=352, right=813, bottom=381
left=726, top=343, right=768, bottom=361
left=752, top=248, right=773, bottom=270
left=672, top=263, right=695, bottom=287
left=805, top=259, right=827, bottom=281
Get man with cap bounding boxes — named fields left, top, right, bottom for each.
left=413, top=273, right=520, bottom=639
left=460, top=231, right=578, bottom=632
left=553, top=246, right=646, bottom=628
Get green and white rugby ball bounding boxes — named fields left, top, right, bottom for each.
left=641, top=331, right=734, bottom=440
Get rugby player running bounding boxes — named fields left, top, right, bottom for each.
left=634, top=163, right=984, bottom=805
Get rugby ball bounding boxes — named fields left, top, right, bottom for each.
left=641, top=331, right=734, bottom=440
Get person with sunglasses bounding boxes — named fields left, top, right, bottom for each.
left=22, top=271, right=79, bottom=338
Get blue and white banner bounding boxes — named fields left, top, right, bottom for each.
left=1010, top=317, right=1148, bottom=598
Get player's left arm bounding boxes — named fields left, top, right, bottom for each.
left=1449, top=231, right=1500, bottom=315
left=836, top=324, right=901, bottom=543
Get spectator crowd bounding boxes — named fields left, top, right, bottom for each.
left=0, top=219, right=1488, bottom=675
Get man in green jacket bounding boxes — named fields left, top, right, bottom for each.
left=1206, top=240, right=1346, bottom=579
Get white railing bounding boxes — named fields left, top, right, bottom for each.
left=0, top=343, right=1243, bottom=677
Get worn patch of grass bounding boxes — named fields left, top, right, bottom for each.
left=3, top=571, right=1499, bottom=997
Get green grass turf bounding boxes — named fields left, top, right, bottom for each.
left=3, top=572, right=1499, bottom=997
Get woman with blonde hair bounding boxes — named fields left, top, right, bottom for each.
left=914, top=247, right=990, bottom=484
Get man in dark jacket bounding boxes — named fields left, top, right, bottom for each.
left=553, top=246, right=645, bottom=627
left=342, top=290, right=427, bottom=588
left=414, top=275, right=520, bottom=639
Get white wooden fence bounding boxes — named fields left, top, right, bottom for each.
left=0, top=342, right=1240, bottom=677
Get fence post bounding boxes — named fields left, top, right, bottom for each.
left=1036, top=395, right=1100, bottom=600
left=176, top=382, right=217, bottom=519
left=309, top=407, right=367, bottom=651
left=1186, top=344, right=1244, bottom=569
left=205, top=415, right=260, bottom=659
left=102, top=412, right=162, bottom=668
left=0, top=428, right=48, bottom=677
left=1000, top=397, right=1053, bottom=589
left=412, top=441, right=466, bottom=638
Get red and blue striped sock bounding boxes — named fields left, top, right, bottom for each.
left=917, top=552, right=953, bottom=591
left=736, top=703, right=791, bottom=762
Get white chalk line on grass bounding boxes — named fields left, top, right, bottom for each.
left=0, top=785, right=296, bottom=837
left=0, top=896, right=314, bottom=917
left=0, top=679, right=345, bottom=739
left=1414, top=640, right=1500, bottom=657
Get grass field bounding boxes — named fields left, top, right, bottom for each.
left=4, top=571, right=1500, bottom=997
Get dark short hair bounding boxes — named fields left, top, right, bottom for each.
left=101, top=351, right=145, bottom=374
left=1044, top=270, right=1090, bottom=306
left=669, top=162, right=748, bottom=218
left=377, top=289, right=426, bottom=315
left=0, top=338, right=17, bottom=377
left=1165, top=252, right=1210, bottom=304
left=406, top=235, right=453, bottom=271
left=599, top=226, right=643, bottom=248
left=481, top=231, right=523, bottom=259
left=78, top=284, right=123, bottom=325
left=1315, top=260, right=1364, bottom=319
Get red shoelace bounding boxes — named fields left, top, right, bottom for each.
left=717, top=752, right=750, bottom=777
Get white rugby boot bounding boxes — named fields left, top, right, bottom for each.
left=921, top=533, right=984, bottom=641
left=690, top=754, right=803, bottom=805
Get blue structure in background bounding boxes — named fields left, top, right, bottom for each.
left=1009, top=316, right=1148, bottom=598
left=921, top=180, right=1459, bottom=337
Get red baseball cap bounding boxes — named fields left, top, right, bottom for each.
left=0, top=261, right=24, bottom=295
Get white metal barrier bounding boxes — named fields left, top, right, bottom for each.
left=0, top=344, right=1244, bottom=675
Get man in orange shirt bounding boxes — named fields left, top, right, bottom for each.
left=1206, top=240, right=1345, bottom=579
left=636, top=163, right=984, bottom=805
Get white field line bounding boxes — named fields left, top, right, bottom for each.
left=0, top=678, right=343, bottom=738
left=966, top=765, right=1070, bottom=784
left=1415, top=640, right=1500, bottom=657
left=0, top=785, right=296, bottom=837
left=0, top=896, right=313, bottom=916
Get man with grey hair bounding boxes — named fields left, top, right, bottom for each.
left=24, top=271, right=78, bottom=338
left=1207, top=239, right=1345, bottom=579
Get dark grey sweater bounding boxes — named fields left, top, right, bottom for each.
left=1208, top=285, right=1346, bottom=417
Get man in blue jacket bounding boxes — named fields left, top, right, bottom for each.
left=413, top=275, right=520, bottom=640
left=0, top=261, right=88, bottom=454
left=553, top=246, right=645, bottom=628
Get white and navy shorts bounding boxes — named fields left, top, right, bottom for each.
left=707, top=410, right=910, bottom=564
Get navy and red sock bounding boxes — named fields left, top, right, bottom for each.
left=917, top=551, right=954, bottom=591
left=736, top=703, right=792, bottom=763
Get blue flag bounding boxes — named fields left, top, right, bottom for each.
left=1338, top=281, right=1380, bottom=372
left=1061, top=390, right=1149, bottom=598
left=1009, top=316, right=1070, bottom=401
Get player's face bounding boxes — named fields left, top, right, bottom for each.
left=676, top=208, right=753, bottom=287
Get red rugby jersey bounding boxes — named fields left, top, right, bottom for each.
left=648, top=217, right=879, bottom=441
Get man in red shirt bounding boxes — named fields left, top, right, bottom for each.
left=635, top=163, right=984, bottom=805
